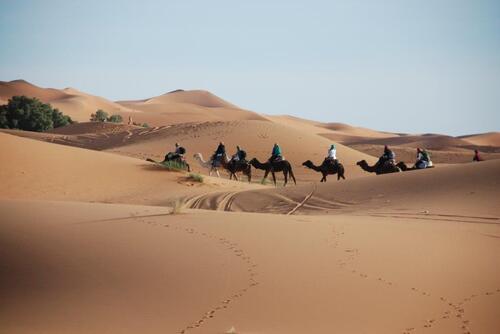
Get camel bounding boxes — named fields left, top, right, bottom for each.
left=397, top=161, right=434, bottom=172
left=249, top=158, right=297, bottom=186
left=356, top=159, right=403, bottom=175
left=193, top=153, right=227, bottom=177
left=302, top=160, right=345, bottom=182
left=193, top=153, right=252, bottom=181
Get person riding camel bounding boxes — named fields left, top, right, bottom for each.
left=232, top=145, right=247, bottom=164
left=164, top=142, right=186, bottom=162
left=473, top=149, right=483, bottom=162
left=212, top=142, right=226, bottom=167
left=269, top=143, right=283, bottom=163
left=325, top=144, right=338, bottom=167
left=229, top=145, right=247, bottom=169
left=415, top=147, right=431, bottom=169
left=377, top=145, right=396, bottom=168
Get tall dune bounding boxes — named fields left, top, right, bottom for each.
left=0, top=80, right=134, bottom=122
left=459, top=132, right=500, bottom=147
left=117, top=89, right=267, bottom=125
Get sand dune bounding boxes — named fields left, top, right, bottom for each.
left=2, top=197, right=499, bottom=333
left=2, top=80, right=500, bottom=334
left=187, top=159, right=500, bottom=217
left=264, top=115, right=397, bottom=140
left=0, top=132, right=262, bottom=205
left=339, top=133, right=473, bottom=149
left=0, top=80, right=134, bottom=122
left=117, top=89, right=267, bottom=126
left=2, top=119, right=377, bottom=182
left=460, top=132, right=500, bottom=147
left=103, top=120, right=377, bottom=181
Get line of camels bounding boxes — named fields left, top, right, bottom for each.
left=191, top=153, right=425, bottom=186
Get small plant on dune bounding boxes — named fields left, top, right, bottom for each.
left=158, top=160, right=186, bottom=171
left=90, top=109, right=108, bottom=122
left=107, top=114, right=123, bottom=123
left=142, top=123, right=150, bottom=128
left=170, top=198, right=185, bottom=215
left=187, top=173, right=204, bottom=183
left=260, top=178, right=271, bottom=185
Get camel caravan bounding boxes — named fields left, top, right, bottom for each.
left=149, top=141, right=482, bottom=185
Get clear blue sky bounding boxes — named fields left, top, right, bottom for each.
left=1, top=0, right=499, bottom=135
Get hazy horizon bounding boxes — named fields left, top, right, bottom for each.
left=1, top=0, right=499, bottom=136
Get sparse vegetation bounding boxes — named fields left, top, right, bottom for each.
left=260, top=178, right=271, bottom=185
left=90, top=109, right=108, bottom=122
left=170, top=198, right=185, bottom=214
left=158, top=160, right=187, bottom=171
left=0, top=96, right=73, bottom=132
left=107, top=114, right=123, bottom=123
left=187, top=173, right=204, bottom=183
left=142, top=123, right=150, bottom=128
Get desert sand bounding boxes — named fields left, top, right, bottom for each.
left=1, top=81, right=499, bottom=334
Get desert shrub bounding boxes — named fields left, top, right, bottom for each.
left=187, top=173, right=204, bottom=183
left=260, top=177, right=271, bottom=185
left=170, top=198, right=185, bottom=214
left=142, top=123, right=150, bottom=128
left=107, top=114, right=123, bottom=123
left=90, top=109, right=108, bottom=122
left=0, top=96, right=72, bottom=131
left=158, top=160, right=186, bottom=171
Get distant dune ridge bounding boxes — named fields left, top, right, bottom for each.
left=1, top=79, right=500, bottom=334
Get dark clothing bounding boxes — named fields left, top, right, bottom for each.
left=215, top=144, right=226, bottom=156
left=212, top=144, right=226, bottom=167
left=323, top=158, right=339, bottom=169
left=473, top=152, right=482, bottom=162
left=164, top=146, right=186, bottom=162
left=175, top=146, right=186, bottom=155
left=237, top=149, right=247, bottom=161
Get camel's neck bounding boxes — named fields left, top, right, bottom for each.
left=308, top=163, right=322, bottom=172
left=251, top=159, right=268, bottom=170
left=360, top=161, right=376, bottom=173
left=195, top=154, right=210, bottom=167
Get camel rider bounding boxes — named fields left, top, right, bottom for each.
left=377, top=145, right=396, bottom=168
left=325, top=144, right=338, bottom=167
left=232, top=145, right=247, bottom=164
left=473, top=149, right=483, bottom=162
left=415, top=148, right=431, bottom=169
left=165, top=142, right=186, bottom=162
left=212, top=142, right=226, bottom=167
left=269, top=143, right=282, bottom=162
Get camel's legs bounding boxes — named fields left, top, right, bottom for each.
left=271, top=171, right=277, bottom=186
left=283, top=171, right=288, bottom=187
left=216, top=169, right=220, bottom=178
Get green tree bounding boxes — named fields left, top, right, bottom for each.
left=90, top=109, right=108, bottom=122
left=0, top=96, right=72, bottom=132
left=107, top=114, right=123, bottom=123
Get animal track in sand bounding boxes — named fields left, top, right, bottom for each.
left=143, top=220, right=260, bottom=333
left=324, top=223, right=500, bottom=334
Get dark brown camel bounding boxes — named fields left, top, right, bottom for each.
left=397, top=162, right=434, bottom=172
left=356, top=159, right=403, bottom=175
left=249, top=158, right=297, bottom=186
left=302, top=160, right=345, bottom=182
left=225, top=159, right=252, bottom=182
